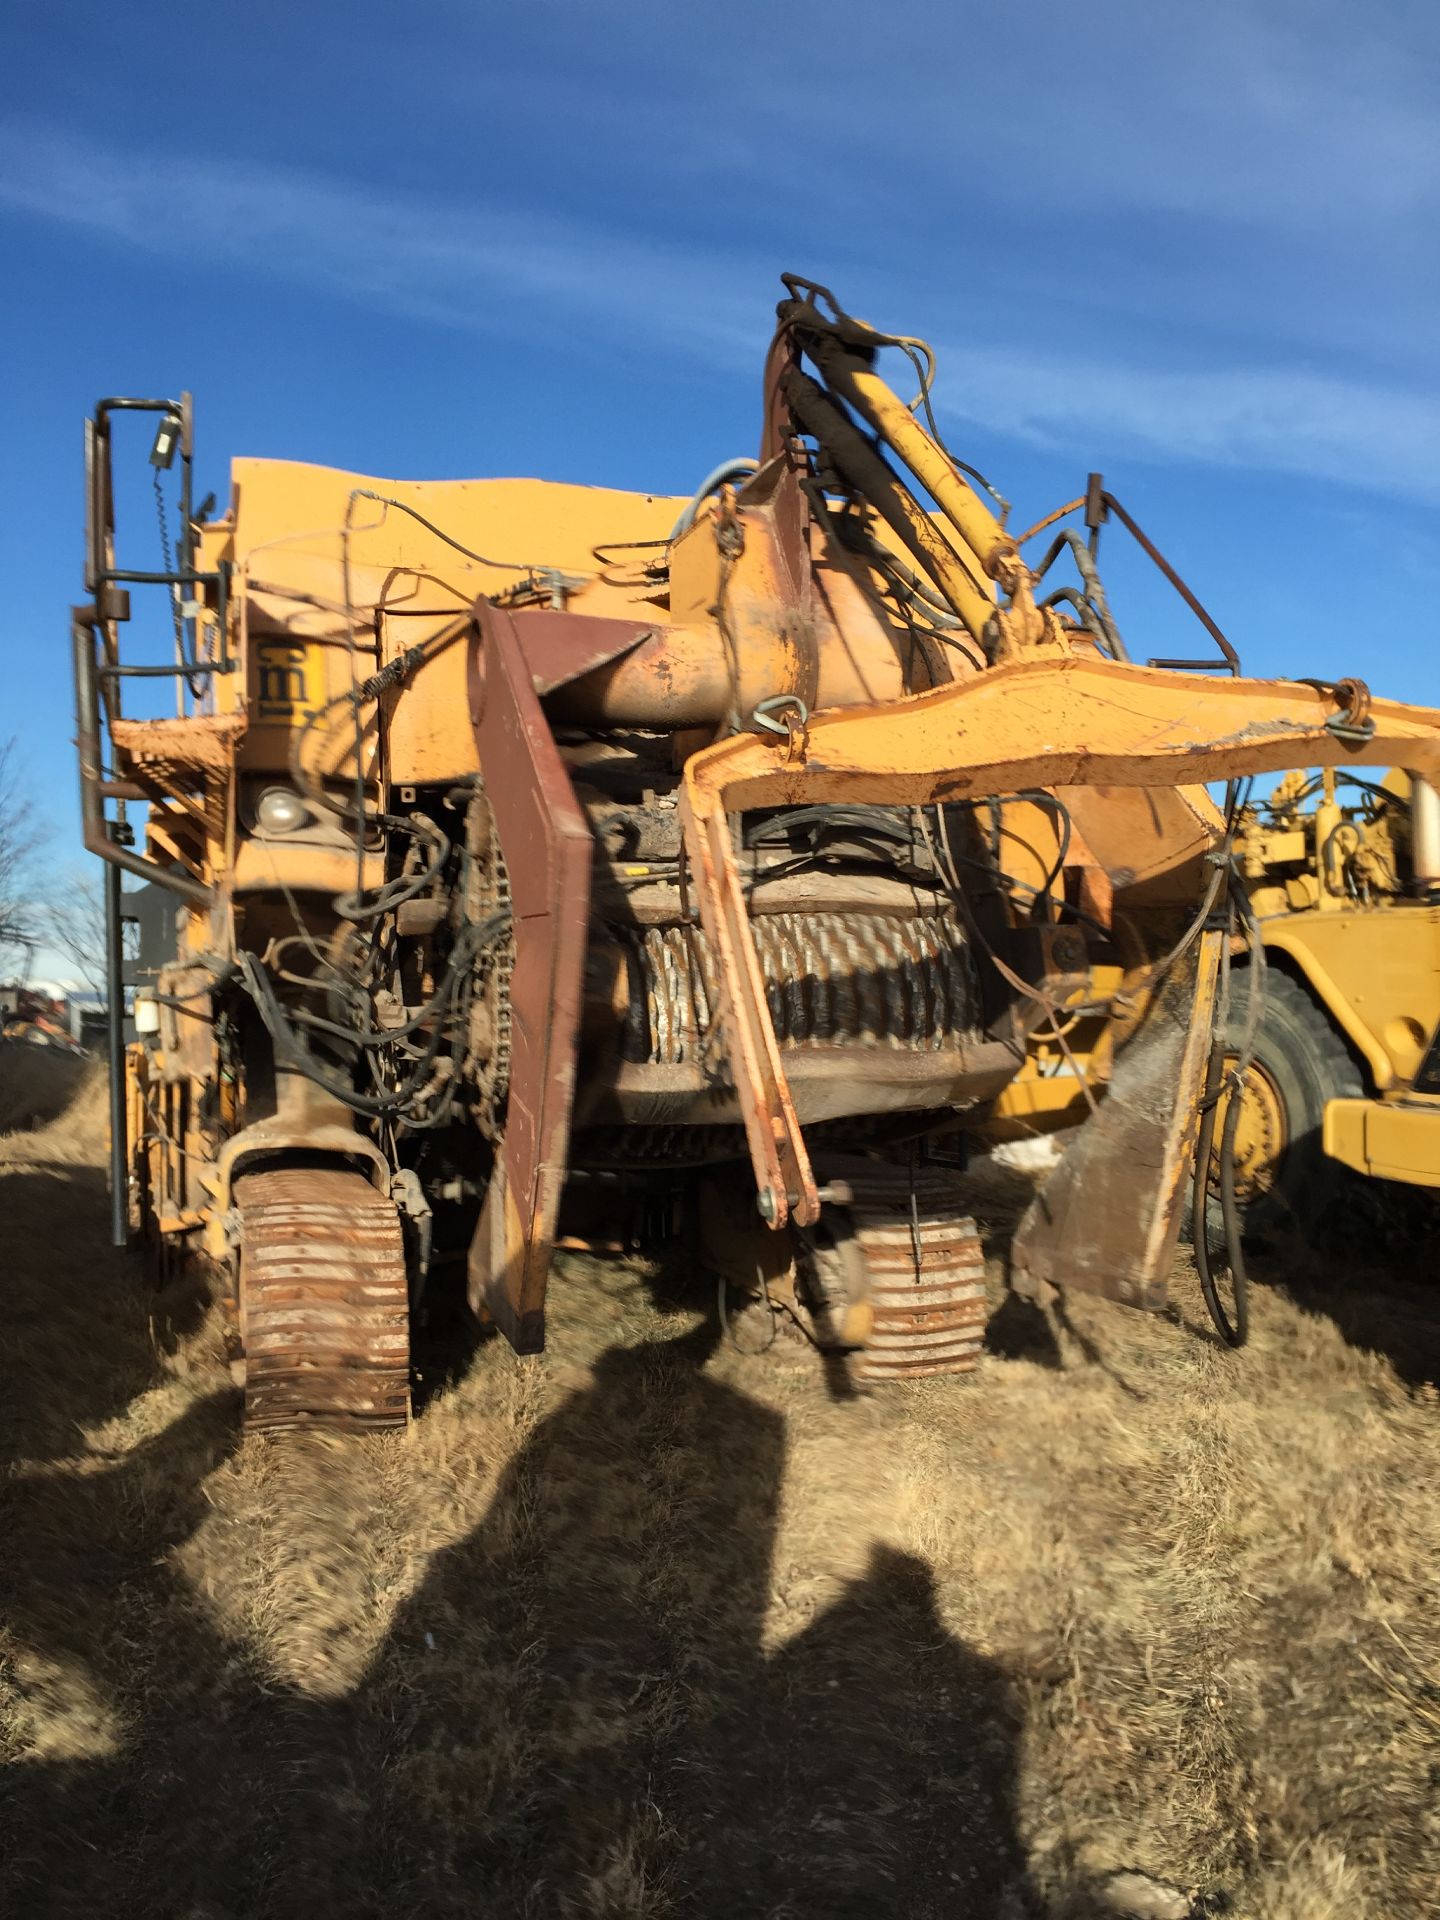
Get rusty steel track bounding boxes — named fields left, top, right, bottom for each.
left=808, top=1166, right=987, bottom=1380
left=851, top=1202, right=987, bottom=1380
left=796, top=1164, right=988, bottom=1378
left=233, top=1166, right=410, bottom=1433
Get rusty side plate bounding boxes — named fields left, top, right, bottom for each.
left=509, top=607, right=655, bottom=695
left=466, top=599, right=594, bottom=1353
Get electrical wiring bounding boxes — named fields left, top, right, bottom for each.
left=912, top=805, right=1094, bottom=1104
left=798, top=477, right=988, bottom=674
left=287, top=616, right=467, bottom=925
left=1040, top=586, right=1112, bottom=654
left=1258, top=771, right=1407, bottom=821
left=1189, top=776, right=1267, bottom=1348
left=236, top=909, right=511, bottom=1125
left=1031, top=527, right=1128, bottom=661
left=347, top=489, right=545, bottom=574
left=738, top=797, right=1118, bottom=938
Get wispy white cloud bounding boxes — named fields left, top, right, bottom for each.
left=937, top=344, right=1440, bottom=502
left=930, top=2, right=1440, bottom=232
left=0, top=123, right=763, bottom=365
left=619, top=0, right=1440, bottom=236
left=3, top=118, right=1438, bottom=502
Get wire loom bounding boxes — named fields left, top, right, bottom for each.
left=237, top=906, right=511, bottom=1128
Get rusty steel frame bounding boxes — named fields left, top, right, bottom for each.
left=679, top=653, right=1440, bottom=1234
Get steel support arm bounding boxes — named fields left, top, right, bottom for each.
left=679, top=654, right=1440, bottom=1229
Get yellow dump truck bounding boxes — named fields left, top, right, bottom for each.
left=1222, top=768, right=1440, bottom=1221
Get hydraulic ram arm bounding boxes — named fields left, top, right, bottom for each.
left=679, top=654, right=1440, bottom=1231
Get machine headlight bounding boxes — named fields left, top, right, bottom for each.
left=255, top=786, right=311, bottom=834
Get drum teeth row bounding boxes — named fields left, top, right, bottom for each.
left=624, top=909, right=980, bottom=1065
left=233, top=1166, right=411, bottom=1434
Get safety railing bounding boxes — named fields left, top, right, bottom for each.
left=1082, top=472, right=1240, bottom=676
left=74, top=393, right=234, bottom=909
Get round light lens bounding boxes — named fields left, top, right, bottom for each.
left=256, top=786, right=310, bottom=834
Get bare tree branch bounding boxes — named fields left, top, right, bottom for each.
left=42, top=872, right=111, bottom=999
left=0, top=739, right=43, bottom=966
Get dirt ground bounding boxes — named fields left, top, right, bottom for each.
left=1, top=1077, right=1437, bottom=1920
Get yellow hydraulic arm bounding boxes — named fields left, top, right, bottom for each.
left=679, top=655, right=1440, bottom=1261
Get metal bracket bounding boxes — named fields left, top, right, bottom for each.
left=679, top=654, right=1440, bottom=1245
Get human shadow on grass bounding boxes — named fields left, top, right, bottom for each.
left=3, top=1310, right=1043, bottom=1919
left=0, top=1158, right=237, bottom=1698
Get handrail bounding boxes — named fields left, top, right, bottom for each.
left=1085, top=475, right=1240, bottom=675
left=84, top=392, right=236, bottom=702
left=72, top=607, right=213, bottom=909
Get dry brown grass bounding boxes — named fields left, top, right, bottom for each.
left=1, top=1084, right=1436, bottom=1918
left=0, top=1041, right=91, bottom=1137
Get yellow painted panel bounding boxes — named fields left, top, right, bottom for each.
left=1325, top=1096, right=1440, bottom=1187
left=231, top=839, right=385, bottom=895
left=1262, top=907, right=1440, bottom=1091
left=201, top=459, right=690, bottom=787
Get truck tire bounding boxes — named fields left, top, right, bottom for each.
left=1218, top=966, right=1363, bottom=1241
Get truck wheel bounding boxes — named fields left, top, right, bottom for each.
left=1214, top=967, right=1363, bottom=1241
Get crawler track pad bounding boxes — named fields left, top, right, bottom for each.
left=234, top=1166, right=410, bottom=1433
left=852, top=1191, right=987, bottom=1381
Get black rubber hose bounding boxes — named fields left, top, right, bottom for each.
left=1191, top=1049, right=1250, bottom=1347
left=1217, top=1089, right=1249, bottom=1342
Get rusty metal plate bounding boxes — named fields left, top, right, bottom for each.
left=1010, top=932, right=1221, bottom=1312
left=853, top=1213, right=988, bottom=1380
left=466, top=600, right=594, bottom=1353
left=807, top=1161, right=988, bottom=1380
left=510, top=608, right=654, bottom=694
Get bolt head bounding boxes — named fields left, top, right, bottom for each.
left=756, top=1186, right=777, bottom=1223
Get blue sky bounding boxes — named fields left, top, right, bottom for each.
left=3, top=0, right=1439, bottom=967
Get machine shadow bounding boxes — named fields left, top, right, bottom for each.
left=0, top=1162, right=188, bottom=1464
left=2, top=1307, right=1044, bottom=1919
left=1250, top=1225, right=1440, bottom=1390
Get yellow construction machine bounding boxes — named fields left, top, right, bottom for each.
left=1213, top=769, right=1440, bottom=1227
left=73, top=278, right=1440, bottom=1429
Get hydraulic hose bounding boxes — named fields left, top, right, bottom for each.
left=1190, top=859, right=1262, bottom=1348
left=669, top=459, right=760, bottom=539
left=1191, top=1046, right=1250, bottom=1347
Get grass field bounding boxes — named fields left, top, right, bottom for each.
left=1, top=1074, right=1436, bottom=1918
